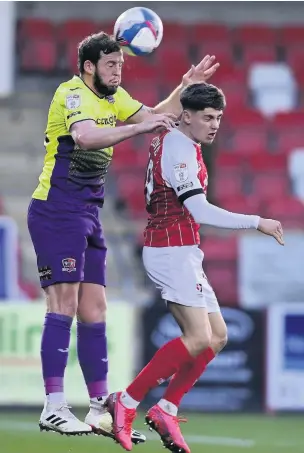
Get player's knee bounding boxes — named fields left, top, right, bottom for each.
left=211, top=332, right=228, bottom=354
left=45, top=283, right=78, bottom=317
left=186, top=331, right=212, bottom=357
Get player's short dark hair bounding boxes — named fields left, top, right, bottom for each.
left=78, top=32, right=121, bottom=73
left=180, top=83, right=226, bottom=112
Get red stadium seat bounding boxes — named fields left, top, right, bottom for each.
left=212, top=65, right=247, bottom=90
left=196, top=42, right=235, bottom=67
left=20, top=39, right=57, bottom=72
left=247, top=153, right=287, bottom=173
left=232, top=129, right=269, bottom=154
left=156, top=47, right=191, bottom=84
left=124, top=84, right=160, bottom=108
left=252, top=173, right=290, bottom=201
left=223, top=87, right=248, bottom=111
left=19, top=18, right=55, bottom=40
left=122, top=57, right=158, bottom=84
left=280, top=26, right=304, bottom=46
left=213, top=172, right=243, bottom=200
left=190, top=23, right=231, bottom=43
left=272, top=111, right=304, bottom=132
left=220, top=195, right=261, bottom=214
left=234, top=25, right=278, bottom=46
left=265, top=196, right=304, bottom=227
left=225, top=108, right=266, bottom=128
left=276, top=130, right=304, bottom=154
left=242, top=45, right=277, bottom=66
left=59, top=20, right=98, bottom=42
left=201, top=236, right=238, bottom=261
left=204, top=264, right=238, bottom=305
left=161, top=22, right=189, bottom=45
left=65, top=41, right=79, bottom=73
left=216, top=152, right=242, bottom=170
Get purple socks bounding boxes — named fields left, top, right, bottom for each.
left=41, top=313, right=73, bottom=394
left=77, top=321, right=108, bottom=398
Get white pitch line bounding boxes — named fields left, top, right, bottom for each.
left=0, top=420, right=255, bottom=448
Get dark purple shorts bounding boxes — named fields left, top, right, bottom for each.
left=27, top=199, right=107, bottom=288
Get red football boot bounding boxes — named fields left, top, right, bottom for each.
left=145, top=405, right=190, bottom=453
left=106, top=392, right=137, bottom=451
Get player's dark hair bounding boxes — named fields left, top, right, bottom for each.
left=78, top=32, right=121, bottom=73
left=180, top=83, right=226, bottom=111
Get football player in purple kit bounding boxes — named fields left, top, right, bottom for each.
left=27, top=31, right=218, bottom=439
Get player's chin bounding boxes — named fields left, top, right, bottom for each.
left=202, top=135, right=216, bottom=145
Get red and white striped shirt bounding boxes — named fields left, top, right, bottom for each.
left=144, top=128, right=208, bottom=247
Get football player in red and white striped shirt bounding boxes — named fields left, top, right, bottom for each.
left=107, top=83, right=284, bottom=452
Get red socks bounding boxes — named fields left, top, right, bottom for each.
left=127, top=338, right=193, bottom=402
left=163, top=346, right=215, bottom=406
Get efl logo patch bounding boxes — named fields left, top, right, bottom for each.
left=65, top=94, right=81, bottom=109
left=62, top=258, right=76, bottom=273
left=174, top=163, right=188, bottom=182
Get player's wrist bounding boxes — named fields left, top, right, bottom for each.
left=251, top=215, right=261, bottom=229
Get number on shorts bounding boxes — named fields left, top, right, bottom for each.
left=144, top=159, right=154, bottom=205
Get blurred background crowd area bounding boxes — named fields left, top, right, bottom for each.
left=0, top=1, right=303, bottom=305
left=0, top=0, right=304, bottom=431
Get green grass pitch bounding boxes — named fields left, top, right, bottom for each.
left=0, top=410, right=303, bottom=453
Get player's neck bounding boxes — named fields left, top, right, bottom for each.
left=177, top=124, right=198, bottom=144
left=79, top=74, right=103, bottom=98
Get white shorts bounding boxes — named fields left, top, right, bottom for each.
left=143, top=245, right=220, bottom=312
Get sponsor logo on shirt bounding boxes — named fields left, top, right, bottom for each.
left=174, top=163, right=188, bottom=182
left=96, top=114, right=117, bottom=126
left=177, top=181, right=193, bottom=192
left=62, top=258, right=76, bottom=273
left=66, top=94, right=81, bottom=109
left=196, top=283, right=203, bottom=293
left=67, top=111, right=81, bottom=120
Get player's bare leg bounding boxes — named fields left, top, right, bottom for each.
left=145, top=304, right=212, bottom=453
left=78, top=283, right=146, bottom=445
left=208, top=311, right=228, bottom=354
left=108, top=304, right=211, bottom=452
left=39, top=283, right=92, bottom=435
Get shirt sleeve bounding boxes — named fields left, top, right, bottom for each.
left=60, top=89, right=95, bottom=130
left=116, top=87, right=143, bottom=122
left=161, top=132, right=204, bottom=203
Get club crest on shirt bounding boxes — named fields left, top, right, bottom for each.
left=62, top=258, right=76, bottom=273
left=65, top=94, right=81, bottom=109
left=106, top=95, right=115, bottom=104
left=174, top=163, right=188, bottom=182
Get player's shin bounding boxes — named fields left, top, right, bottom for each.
left=41, top=313, right=73, bottom=405
left=77, top=321, right=108, bottom=408
left=161, top=346, right=215, bottom=410
left=122, top=337, right=194, bottom=406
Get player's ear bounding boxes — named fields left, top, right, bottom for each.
left=83, top=60, right=95, bottom=75
left=183, top=109, right=191, bottom=125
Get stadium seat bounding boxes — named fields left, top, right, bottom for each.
left=65, top=41, right=79, bottom=73
left=20, top=39, right=57, bottom=72
left=242, top=45, right=278, bottom=66
left=18, top=18, right=55, bottom=40
left=225, top=108, right=266, bottom=128
left=155, top=46, right=191, bottom=84
left=124, top=84, right=160, bottom=108
left=280, top=26, right=304, bottom=47
left=122, top=57, right=159, bottom=84
left=204, top=263, right=238, bottom=305
left=234, top=25, right=278, bottom=46
left=59, top=20, right=98, bottom=42
left=216, top=152, right=242, bottom=170
left=265, top=196, right=304, bottom=227
left=213, top=172, right=243, bottom=199
left=232, top=129, right=269, bottom=154
left=190, top=23, right=231, bottom=43
left=247, top=153, right=287, bottom=173
left=161, top=22, right=189, bottom=45
left=220, top=195, right=261, bottom=214
left=212, top=65, right=247, bottom=90
left=272, top=111, right=304, bottom=130
left=196, top=42, right=235, bottom=67
left=201, top=235, right=238, bottom=261
left=275, top=130, right=304, bottom=154
left=252, top=173, right=290, bottom=200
